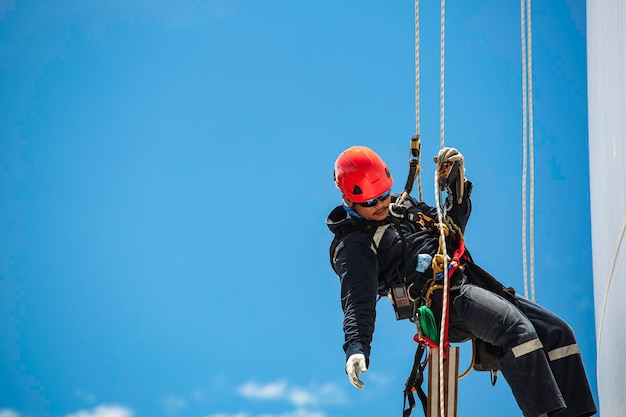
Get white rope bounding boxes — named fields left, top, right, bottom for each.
left=527, top=0, right=536, bottom=302
left=412, top=2, right=448, bottom=413
left=596, top=218, right=626, bottom=352
left=415, top=0, right=423, bottom=201
left=439, top=0, right=445, bottom=150
left=415, top=0, right=420, bottom=137
left=520, top=0, right=529, bottom=300
left=434, top=177, right=449, bottom=417
left=437, top=1, right=447, bottom=416
left=520, top=0, right=536, bottom=301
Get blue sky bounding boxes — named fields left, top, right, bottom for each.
left=0, top=1, right=596, bottom=417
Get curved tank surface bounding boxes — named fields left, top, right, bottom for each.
left=587, top=1, right=626, bottom=416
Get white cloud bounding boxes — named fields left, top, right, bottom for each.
left=191, top=389, right=205, bottom=402
left=65, top=405, right=132, bottom=417
left=286, top=388, right=316, bottom=407
left=212, top=380, right=345, bottom=417
left=204, top=413, right=250, bottom=417
left=365, top=371, right=394, bottom=389
left=74, top=390, right=97, bottom=403
left=162, top=395, right=187, bottom=414
left=236, top=380, right=348, bottom=408
left=205, top=411, right=324, bottom=417
left=315, top=383, right=348, bottom=406
left=258, top=409, right=326, bottom=417
left=0, top=409, right=19, bottom=417
left=237, top=380, right=287, bottom=400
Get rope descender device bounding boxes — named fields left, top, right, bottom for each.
left=391, top=134, right=422, bottom=218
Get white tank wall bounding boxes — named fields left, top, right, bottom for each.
left=586, top=1, right=626, bottom=416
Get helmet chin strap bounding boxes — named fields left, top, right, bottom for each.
left=343, top=202, right=364, bottom=219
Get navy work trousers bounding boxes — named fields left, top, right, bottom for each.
left=440, top=276, right=597, bottom=417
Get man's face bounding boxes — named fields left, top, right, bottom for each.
left=347, top=190, right=391, bottom=221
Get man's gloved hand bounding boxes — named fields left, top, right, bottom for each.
left=346, top=353, right=367, bottom=390
left=433, top=147, right=466, bottom=203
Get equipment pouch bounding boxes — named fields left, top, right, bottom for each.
left=473, top=338, right=500, bottom=372
left=390, top=285, right=413, bottom=320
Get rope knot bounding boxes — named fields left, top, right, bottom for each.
left=432, top=253, right=448, bottom=273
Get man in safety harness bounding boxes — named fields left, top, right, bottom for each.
left=326, top=146, right=597, bottom=417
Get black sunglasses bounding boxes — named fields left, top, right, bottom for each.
left=356, top=190, right=391, bottom=207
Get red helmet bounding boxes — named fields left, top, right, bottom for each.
left=334, top=146, right=394, bottom=202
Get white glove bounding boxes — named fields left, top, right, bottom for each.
left=346, top=353, right=367, bottom=390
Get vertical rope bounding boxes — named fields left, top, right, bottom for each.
left=415, top=0, right=420, bottom=136
left=526, top=0, right=536, bottom=302
left=439, top=0, right=445, bottom=150
left=437, top=1, right=447, bottom=416
left=520, top=0, right=529, bottom=300
left=434, top=185, right=449, bottom=417
left=415, top=0, right=423, bottom=201
left=520, top=0, right=536, bottom=301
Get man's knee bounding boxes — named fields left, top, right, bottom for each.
left=454, top=284, right=538, bottom=349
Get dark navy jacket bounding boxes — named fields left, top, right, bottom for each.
left=326, top=183, right=472, bottom=362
